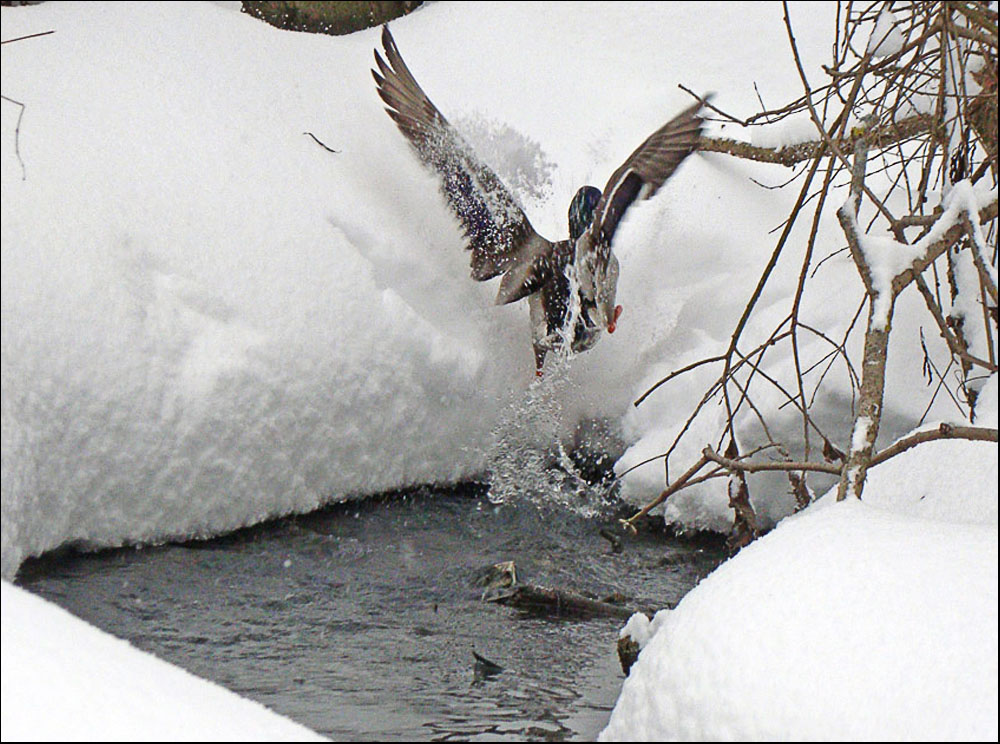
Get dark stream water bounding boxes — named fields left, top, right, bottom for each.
left=18, top=486, right=725, bottom=741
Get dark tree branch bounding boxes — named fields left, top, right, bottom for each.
left=1, top=30, right=55, bottom=45
left=697, top=114, right=932, bottom=168
left=620, top=455, right=710, bottom=533
left=869, top=423, right=999, bottom=467
left=1, top=94, right=27, bottom=181
left=303, top=131, right=340, bottom=154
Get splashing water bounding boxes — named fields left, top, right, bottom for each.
left=485, top=360, right=612, bottom=519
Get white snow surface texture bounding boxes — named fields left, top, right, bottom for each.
left=3, top=0, right=856, bottom=576
left=1, top=0, right=842, bottom=574
left=601, top=428, right=998, bottom=740
left=1, top=580, right=323, bottom=741
left=2, top=2, right=998, bottom=742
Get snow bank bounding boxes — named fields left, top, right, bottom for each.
left=0, top=581, right=323, bottom=741
left=2, top=0, right=984, bottom=578
left=600, top=428, right=998, bottom=741
left=1, top=1, right=528, bottom=577
left=1, top=1, right=842, bottom=575
left=3, top=2, right=996, bottom=740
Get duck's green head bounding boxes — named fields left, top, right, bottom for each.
left=568, top=186, right=602, bottom=242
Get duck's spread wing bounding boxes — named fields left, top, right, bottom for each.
left=586, top=98, right=708, bottom=257
left=373, top=26, right=553, bottom=286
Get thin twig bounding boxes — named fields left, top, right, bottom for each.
left=1, top=30, right=55, bottom=45
left=679, top=84, right=742, bottom=124
left=0, top=94, right=27, bottom=181
left=702, top=446, right=842, bottom=475
left=634, top=354, right=726, bottom=407
left=619, top=455, right=710, bottom=533
left=303, top=131, right=340, bottom=153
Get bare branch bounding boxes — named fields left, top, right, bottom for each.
left=869, top=422, right=999, bottom=467
left=1, top=30, right=55, bottom=45
left=620, top=455, right=710, bottom=533
left=630, top=2, right=997, bottom=541
left=891, top=199, right=998, bottom=294
left=634, top=354, right=726, bottom=407
left=697, top=114, right=931, bottom=168
left=702, top=446, right=842, bottom=475
left=915, top=272, right=997, bottom=373
left=303, top=131, right=340, bottom=154
left=0, top=94, right=27, bottom=181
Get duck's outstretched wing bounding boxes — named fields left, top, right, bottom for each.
left=584, top=97, right=709, bottom=260
left=372, top=26, right=554, bottom=288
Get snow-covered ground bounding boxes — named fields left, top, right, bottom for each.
left=1, top=0, right=845, bottom=577
left=602, top=376, right=998, bottom=740
left=2, top=1, right=997, bottom=740
left=0, top=581, right=322, bottom=741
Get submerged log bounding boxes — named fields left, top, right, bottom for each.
left=487, top=583, right=637, bottom=620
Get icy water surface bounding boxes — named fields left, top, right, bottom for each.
left=18, top=487, right=725, bottom=741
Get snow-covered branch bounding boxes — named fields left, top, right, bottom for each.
left=697, top=113, right=932, bottom=168
left=890, top=196, right=998, bottom=297
left=619, top=2, right=997, bottom=543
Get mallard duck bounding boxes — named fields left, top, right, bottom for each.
left=372, top=26, right=708, bottom=375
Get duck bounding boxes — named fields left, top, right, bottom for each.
left=372, top=26, right=708, bottom=375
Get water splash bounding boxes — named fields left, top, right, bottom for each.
left=485, top=361, right=612, bottom=519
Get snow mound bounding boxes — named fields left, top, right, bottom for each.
left=601, top=433, right=998, bottom=740
left=1, top=0, right=840, bottom=575
left=1, top=581, right=323, bottom=741
left=3, top=0, right=981, bottom=580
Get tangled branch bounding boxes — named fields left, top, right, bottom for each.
left=623, top=1, right=998, bottom=545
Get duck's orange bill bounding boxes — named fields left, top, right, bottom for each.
left=608, top=304, right=623, bottom=333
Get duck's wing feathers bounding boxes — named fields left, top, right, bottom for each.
left=585, top=98, right=709, bottom=259
left=373, top=26, right=554, bottom=287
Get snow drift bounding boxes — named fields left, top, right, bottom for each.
left=1, top=1, right=831, bottom=575
left=1, top=580, right=322, bottom=741
left=0, top=2, right=986, bottom=577
left=601, top=405, right=998, bottom=740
